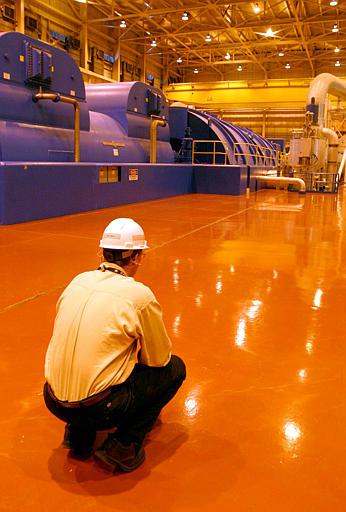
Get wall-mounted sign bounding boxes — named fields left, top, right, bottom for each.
left=128, top=168, right=139, bottom=181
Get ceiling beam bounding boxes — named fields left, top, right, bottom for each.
left=288, top=0, right=314, bottom=75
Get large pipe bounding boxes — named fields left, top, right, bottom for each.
left=321, top=127, right=339, bottom=174
left=150, top=118, right=166, bottom=163
left=307, top=73, right=346, bottom=127
left=32, top=92, right=81, bottom=162
left=254, top=175, right=306, bottom=193
left=337, top=148, right=346, bottom=185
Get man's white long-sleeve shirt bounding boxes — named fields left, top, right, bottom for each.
left=45, top=263, right=172, bottom=401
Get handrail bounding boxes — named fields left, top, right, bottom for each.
left=192, top=139, right=282, bottom=168
left=192, top=140, right=227, bottom=165
left=33, top=92, right=80, bottom=162
left=233, top=142, right=281, bottom=167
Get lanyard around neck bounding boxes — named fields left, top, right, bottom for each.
left=98, top=265, right=126, bottom=276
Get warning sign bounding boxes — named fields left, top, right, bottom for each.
left=128, top=168, right=139, bottom=181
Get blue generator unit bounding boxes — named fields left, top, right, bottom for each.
left=0, top=32, right=278, bottom=224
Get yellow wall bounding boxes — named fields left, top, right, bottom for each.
left=164, top=78, right=346, bottom=140
left=164, top=79, right=313, bottom=109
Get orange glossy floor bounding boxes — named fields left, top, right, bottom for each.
left=1, top=189, right=346, bottom=511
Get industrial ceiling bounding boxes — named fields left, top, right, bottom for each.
left=77, top=0, right=346, bottom=81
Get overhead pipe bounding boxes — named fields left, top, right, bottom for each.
left=150, top=118, right=166, bottom=163
left=254, top=175, right=306, bottom=193
left=32, top=92, right=80, bottom=162
left=307, top=73, right=346, bottom=128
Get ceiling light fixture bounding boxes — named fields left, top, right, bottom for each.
left=265, top=27, right=275, bottom=37
left=120, top=20, right=126, bottom=28
left=332, top=23, right=339, bottom=33
left=278, top=50, right=285, bottom=56
left=330, top=0, right=338, bottom=6
left=255, top=27, right=279, bottom=37
left=194, top=68, right=199, bottom=74
left=176, top=57, right=182, bottom=63
left=205, top=34, right=212, bottom=43
left=237, top=65, right=243, bottom=71
left=335, top=46, right=341, bottom=53
left=285, top=63, right=291, bottom=69
left=182, top=11, right=189, bottom=21
left=253, top=3, right=261, bottom=14
left=335, top=60, right=341, bottom=66
left=151, top=39, right=157, bottom=47
left=225, top=52, right=231, bottom=60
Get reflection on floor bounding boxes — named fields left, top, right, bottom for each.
left=1, top=189, right=346, bottom=511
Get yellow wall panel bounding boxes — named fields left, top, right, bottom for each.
left=164, top=81, right=310, bottom=109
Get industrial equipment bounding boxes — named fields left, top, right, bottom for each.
left=286, top=73, right=346, bottom=193
left=0, top=32, right=279, bottom=224
left=170, top=103, right=278, bottom=167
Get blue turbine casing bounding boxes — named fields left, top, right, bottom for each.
left=170, top=104, right=277, bottom=166
left=0, top=32, right=174, bottom=163
left=86, top=82, right=173, bottom=163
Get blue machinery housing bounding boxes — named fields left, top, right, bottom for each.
left=0, top=32, right=278, bottom=224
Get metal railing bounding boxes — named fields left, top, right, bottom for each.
left=192, top=140, right=227, bottom=165
left=232, top=142, right=281, bottom=167
left=288, top=170, right=338, bottom=193
left=191, top=139, right=282, bottom=168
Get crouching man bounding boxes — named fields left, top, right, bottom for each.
left=43, top=218, right=186, bottom=472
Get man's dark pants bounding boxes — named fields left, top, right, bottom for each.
left=44, top=355, right=186, bottom=451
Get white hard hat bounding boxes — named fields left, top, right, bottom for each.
left=100, top=218, right=149, bottom=250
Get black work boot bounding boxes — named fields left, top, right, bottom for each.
left=62, top=424, right=95, bottom=460
left=94, top=436, right=145, bottom=472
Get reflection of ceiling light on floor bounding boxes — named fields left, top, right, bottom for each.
left=235, top=318, right=246, bottom=347
left=305, top=340, right=313, bottom=354
left=283, top=421, right=301, bottom=443
left=313, top=288, right=323, bottom=308
left=298, top=369, right=307, bottom=381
